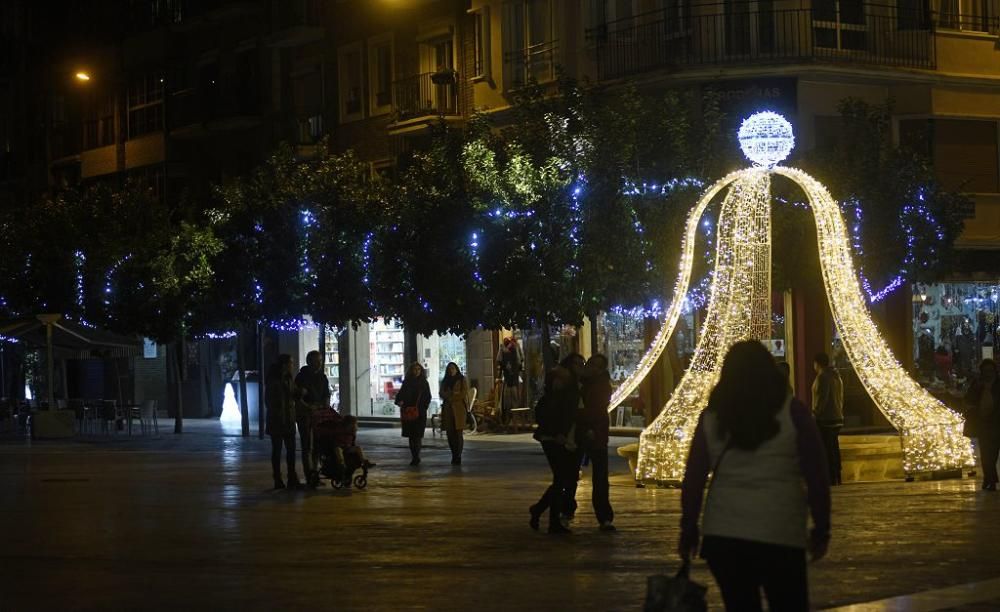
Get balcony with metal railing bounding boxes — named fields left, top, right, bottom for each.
left=586, top=3, right=937, bottom=81
left=391, top=72, right=459, bottom=122
left=267, top=0, right=325, bottom=47
left=503, top=40, right=560, bottom=89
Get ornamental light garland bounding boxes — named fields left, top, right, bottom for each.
left=615, top=112, right=973, bottom=481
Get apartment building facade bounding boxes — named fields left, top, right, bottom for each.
left=460, top=0, right=1000, bottom=423
left=41, top=0, right=1000, bottom=423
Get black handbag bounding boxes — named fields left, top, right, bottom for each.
left=643, top=559, right=708, bottom=612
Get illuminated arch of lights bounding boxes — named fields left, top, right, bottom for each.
left=611, top=112, right=973, bottom=481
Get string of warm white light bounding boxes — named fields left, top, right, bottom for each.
left=776, top=167, right=973, bottom=473
left=607, top=170, right=748, bottom=412
left=636, top=169, right=774, bottom=481
left=631, top=112, right=973, bottom=482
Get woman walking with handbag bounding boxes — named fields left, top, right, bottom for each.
left=964, top=358, right=1000, bottom=491
left=396, top=362, right=431, bottom=466
left=440, top=362, right=469, bottom=465
left=679, top=340, right=831, bottom=611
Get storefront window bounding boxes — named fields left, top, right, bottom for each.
left=370, top=319, right=405, bottom=417
left=417, top=332, right=467, bottom=416
left=595, top=311, right=646, bottom=384
left=323, top=326, right=340, bottom=407
left=515, top=325, right=580, bottom=409
left=912, top=282, right=1000, bottom=389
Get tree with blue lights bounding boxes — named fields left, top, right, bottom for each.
left=374, top=123, right=486, bottom=336
left=802, top=98, right=967, bottom=303
left=462, top=82, right=586, bottom=356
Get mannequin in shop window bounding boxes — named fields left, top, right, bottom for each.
left=955, top=322, right=975, bottom=380
left=498, top=337, right=523, bottom=423
left=917, top=330, right=935, bottom=379
left=934, top=344, right=953, bottom=385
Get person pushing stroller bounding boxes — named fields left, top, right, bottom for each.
left=313, top=411, right=374, bottom=489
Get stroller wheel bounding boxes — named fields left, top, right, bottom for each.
left=353, top=475, right=367, bottom=489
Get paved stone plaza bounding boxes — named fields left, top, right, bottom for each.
left=1, top=423, right=998, bottom=611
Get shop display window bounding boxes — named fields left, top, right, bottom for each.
left=323, top=326, right=340, bottom=408
left=912, top=282, right=1000, bottom=393
left=370, top=319, right=405, bottom=417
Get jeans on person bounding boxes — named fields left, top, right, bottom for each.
left=445, top=426, right=464, bottom=462
left=296, top=415, right=315, bottom=481
left=531, top=441, right=577, bottom=528
left=270, top=433, right=297, bottom=482
left=588, top=445, right=614, bottom=524
left=818, top=425, right=842, bottom=484
left=701, top=535, right=809, bottom=612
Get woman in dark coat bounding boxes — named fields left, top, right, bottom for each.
left=396, top=362, right=431, bottom=466
left=965, top=358, right=1000, bottom=491
left=265, top=354, right=299, bottom=489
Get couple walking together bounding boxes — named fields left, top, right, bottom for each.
left=530, top=353, right=615, bottom=534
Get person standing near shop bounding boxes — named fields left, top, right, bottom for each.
left=579, top=354, right=615, bottom=531
left=265, top=354, right=299, bottom=490
left=812, top=352, right=844, bottom=485
left=396, top=362, right=431, bottom=466
left=965, top=358, right=1000, bottom=491
left=440, top=362, right=469, bottom=465
left=295, top=350, right=330, bottom=488
left=679, top=341, right=831, bottom=611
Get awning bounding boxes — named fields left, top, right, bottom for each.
left=0, top=315, right=143, bottom=359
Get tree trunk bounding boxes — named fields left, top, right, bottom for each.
left=541, top=319, right=554, bottom=373
left=173, top=338, right=184, bottom=434
left=237, top=328, right=250, bottom=437
left=257, top=323, right=265, bottom=439
left=404, top=327, right=418, bottom=369
left=337, top=326, right=351, bottom=415
left=588, top=310, right=600, bottom=358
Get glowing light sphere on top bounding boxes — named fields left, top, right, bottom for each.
left=738, top=111, right=795, bottom=168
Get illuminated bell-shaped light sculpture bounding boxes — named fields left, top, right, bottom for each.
left=608, top=111, right=973, bottom=482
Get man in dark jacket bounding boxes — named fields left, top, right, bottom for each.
left=295, top=350, right=331, bottom=487
left=812, top=352, right=844, bottom=485
left=579, top=354, right=615, bottom=530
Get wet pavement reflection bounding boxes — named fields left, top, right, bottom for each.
left=1, top=422, right=998, bottom=611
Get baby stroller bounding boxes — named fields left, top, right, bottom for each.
left=312, top=410, right=371, bottom=490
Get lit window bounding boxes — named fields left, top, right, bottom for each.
left=502, top=0, right=557, bottom=89
left=938, top=0, right=993, bottom=31
left=471, top=7, right=492, bottom=81
left=338, top=43, right=364, bottom=122
left=368, top=35, right=394, bottom=116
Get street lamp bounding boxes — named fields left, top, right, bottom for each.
left=75, top=71, right=91, bottom=82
